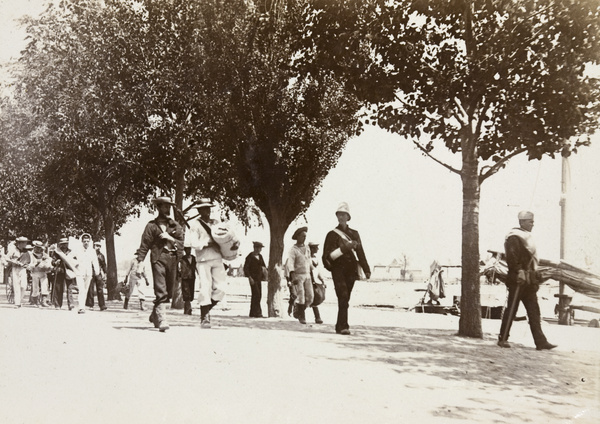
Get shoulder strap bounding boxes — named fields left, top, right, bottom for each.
left=333, top=228, right=352, bottom=242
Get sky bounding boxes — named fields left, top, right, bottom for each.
left=2, top=0, right=600, bottom=275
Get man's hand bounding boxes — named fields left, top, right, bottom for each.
left=135, top=260, right=144, bottom=277
left=159, top=232, right=175, bottom=242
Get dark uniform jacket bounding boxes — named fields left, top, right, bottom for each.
left=322, top=225, right=370, bottom=277
left=243, top=253, right=266, bottom=282
left=504, top=231, right=537, bottom=289
left=179, top=254, right=197, bottom=280
left=136, top=218, right=185, bottom=264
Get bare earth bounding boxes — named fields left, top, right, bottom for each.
left=0, top=278, right=598, bottom=424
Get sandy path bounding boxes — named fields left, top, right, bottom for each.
left=0, top=279, right=598, bottom=424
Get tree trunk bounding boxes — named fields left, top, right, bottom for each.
left=103, top=211, right=120, bottom=301
left=266, top=215, right=287, bottom=318
left=458, top=152, right=483, bottom=338
left=171, top=171, right=186, bottom=309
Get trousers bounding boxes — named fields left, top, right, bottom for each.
left=499, top=284, right=548, bottom=347
left=151, top=252, right=178, bottom=305
left=331, top=265, right=357, bottom=333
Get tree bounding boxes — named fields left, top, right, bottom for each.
left=190, top=0, right=363, bottom=316
left=16, top=0, right=154, bottom=298
left=300, top=0, right=600, bottom=336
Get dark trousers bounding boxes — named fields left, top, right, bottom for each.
left=249, top=278, right=263, bottom=317
left=51, top=274, right=75, bottom=309
left=151, top=252, right=178, bottom=306
left=331, top=265, right=357, bottom=333
left=182, top=278, right=195, bottom=302
left=499, top=284, right=548, bottom=347
left=85, top=275, right=106, bottom=309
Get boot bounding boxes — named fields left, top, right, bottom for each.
left=123, top=297, right=129, bottom=310
left=297, top=304, right=307, bottom=324
left=200, top=304, right=212, bottom=328
left=31, top=296, right=39, bottom=307
left=313, top=306, right=323, bottom=324
left=292, top=303, right=299, bottom=319
left=149, top=306, right=159, bottom=328
left=139, top=299, right=146, bottom=311
left=288, top=299, right=294, bottom=317
left=156, top=303, right=169, bottom=332
left=40, top=295, right=49, bottom=308
left=184, top=300, right=192, bottom=315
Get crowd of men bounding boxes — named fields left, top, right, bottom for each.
left=0, top=197, right=555, bottom=350
left=1, top=234, right=107, bottom=313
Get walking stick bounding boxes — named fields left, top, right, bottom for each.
left=500, top=283, right=522, bottom=343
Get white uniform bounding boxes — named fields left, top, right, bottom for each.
left=78, top=246, right=100, bottom=310
left=185, top=219, right=226, bottom=306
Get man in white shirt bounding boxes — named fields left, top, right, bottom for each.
left=78, top=233, right=100, bottom=314
left=185, top=198, right=238, bottom=328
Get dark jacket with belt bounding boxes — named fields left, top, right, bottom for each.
left=322, top=225, right=370, bottom=277
left=136, top=218, right=185, bottom=264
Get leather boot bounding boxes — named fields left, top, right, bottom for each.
left=313, top=306, right=323, bottom=324
left=139, top=299, right=146, bottom=311
left=31, top=296, right=39, bottom=307
left=149, top=306, right=159, bottom=328
left=123, top=297, right=129, bottom=310
left=200, top=304, right=212, bottom=328
left=156, top=303, right=169, bottom=332
left=297, top=304, right=307, bottom=324
left=184, top=300, right=192, bottom=315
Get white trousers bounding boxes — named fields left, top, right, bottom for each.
left=11, top=267, right=28, bottom=306
left=31, top=272, right=49, bottom=297
left=196, top=259, right=226, bottom=306
left=78, top=274, right=92, bottom=310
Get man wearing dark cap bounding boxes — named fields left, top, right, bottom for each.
left=243, top=241, right=267, bottom=318
left=498, top=210, right=556, bottom=350
left=86, top=241, right=107, bottom=310
left=135, top=196, right=185, bottom=332
left=285, top=227, right=313, bottom=324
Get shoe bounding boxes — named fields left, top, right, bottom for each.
left=139, top=300, right=146, bottom=311
left=100, top=306, right=107, bottom=311
left=497, top=340, right=511, bottom=348
left=315, top=318, right=323, bottom=324
left=337, top=329, right=351, bottom=335
left=201, top=315, right=211, bottom=329
left=123, top=298, right=129, bottom=310
left=149, top=309, right=160, bottom=328
left=159, top=322, right=170, bottom=332
left=68, top=306, right=74, bottom=311
left=78, top=309, right=85, bottom=314
left=536, top=342, right=557, bottom=351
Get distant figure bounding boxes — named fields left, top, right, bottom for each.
left=8, top=236, right=30, bottom=308
left=77, top=233, right=100, bottom=314
left=180, top=246, right=197, bottom=315
left=498, top=210, right=557, bottom=350
left=86, top=241, right=107, bottom=311
left=124, top=256, right=149, bottom=311
left=308, top=242, right=325, bottom=324
left=322, top=202, right=370, bottom=335
left=27, top=241, right=53, bottom=307
left=285, top=227, right=313, bottom=324
left=243, top=241, right=266, bottom=318
left=135, top=196, right=185, bottom=332
left=426, top=261, right=446, bottom=305
left=51, top=237, right=79, bottom=310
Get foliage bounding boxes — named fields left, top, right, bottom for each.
left=299, top=0, right=600, bottom=336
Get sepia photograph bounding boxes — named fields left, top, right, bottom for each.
left=1, top=1, right=599, bottom=423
